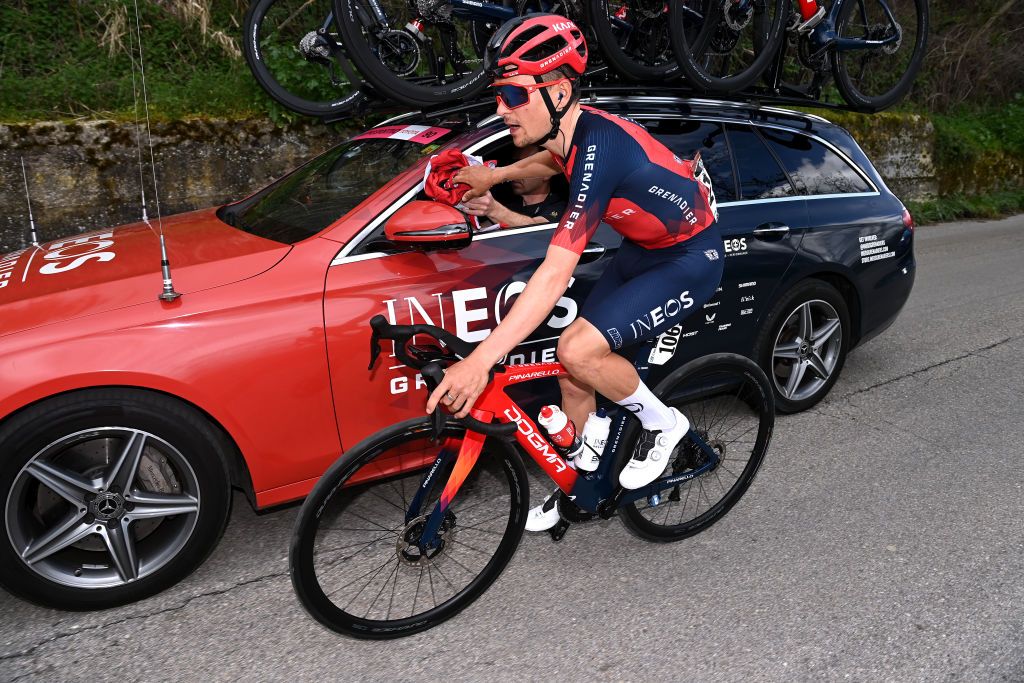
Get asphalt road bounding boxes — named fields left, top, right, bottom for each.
left=2, top=215, right=1023, bottom=682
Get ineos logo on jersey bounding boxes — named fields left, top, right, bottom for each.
left=38, top=232, right=117, bottom=275
left=724, top=238, right=748, bottom=255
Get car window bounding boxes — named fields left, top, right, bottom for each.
left=642, top=119, right=737, bottom=202
left=757, top=127, right=873, bottom=195
left=726, top=124, right=797, bottom=200
left=218, top=138, right=436, bottom=245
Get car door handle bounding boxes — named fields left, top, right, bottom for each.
left=752, top=222, right=790, bottom=239
left=579, top=242, right=606, bottom=264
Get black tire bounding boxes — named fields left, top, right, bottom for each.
left=618, top=353, right=774, bottom=542
left=0, top=389, right=232, bottom=610
left=587, top=0, right=681, bottom=82
left=332, top=0, right=492, bottom=108
left=243, top=0, right=366, bottom=119
left=831, top=0, right=928, bottom=111
left=755, top=279, right=851, bottom=413
left=290, top=418, right=527, bottom=639
left=670, top=0, right=788, bottom=93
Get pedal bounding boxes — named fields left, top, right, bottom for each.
left=548, top=517, right=571, bottom=542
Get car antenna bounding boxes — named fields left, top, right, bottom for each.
left=19, top=157, right=40, bottom=248
left=127, top=0, right=180, bottom=302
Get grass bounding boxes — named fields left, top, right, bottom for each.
left=907, top=188, right=1024, bottom=225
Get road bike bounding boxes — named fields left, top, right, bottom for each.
left=330, top=0, right=678, bottom=108
left=290, top=315, right=774, bottom=638
left=669, top=0, right=928, bottom=111
left=243, top=0, right=368, bottom=120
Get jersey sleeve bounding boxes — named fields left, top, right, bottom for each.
left=549, top=121, right=629, bottom=255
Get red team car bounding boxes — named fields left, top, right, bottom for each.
left=0, top=96, right=915, bottom=609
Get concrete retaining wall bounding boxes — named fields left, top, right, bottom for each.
left=0, top=112, right=964, bottom=252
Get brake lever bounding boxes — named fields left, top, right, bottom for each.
left=368, top=328, right=382, bottom=371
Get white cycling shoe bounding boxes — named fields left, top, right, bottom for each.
left=618, top=408, right=690, bottom=490
left=524, top=491, right=561, bottom=532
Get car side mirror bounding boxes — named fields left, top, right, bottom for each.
left=384, top=201, right=473, bottom=250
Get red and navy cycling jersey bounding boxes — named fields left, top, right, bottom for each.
left=549, top=107, right=719, bottom=255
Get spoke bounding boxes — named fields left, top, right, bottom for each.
left=812, top=318, right=840, bottom=347
left=104, top=431, right=146, bottom=494
left=26, top=461, right=97, bottom=506
left=784, top=359, right=808, bottom=398
left=367, top=488, right=408, bottom=515
left=22, top=511, right=93, bottom=564
left=127, top=491, right=199, bottom=520
left=774, top=341, right=802, bottom=360
left=102, top=521, right=140, bottom=582
left=807, top=352, right=830, bottom=380
left=798, top=302, right=813, bottom=339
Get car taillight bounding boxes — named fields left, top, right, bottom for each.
left=902, top=207, right=914, bottom=231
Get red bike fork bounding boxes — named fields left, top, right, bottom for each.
left=419, top=411, right=490, bottom=547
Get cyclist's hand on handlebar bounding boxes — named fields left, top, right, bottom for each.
left=453, top=166, right=499, bottom=202
left=425, top=356, right=492, bottom=419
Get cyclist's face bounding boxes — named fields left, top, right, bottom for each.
left=493, top=75, right=564, bottom=147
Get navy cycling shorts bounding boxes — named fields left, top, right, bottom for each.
left=579, top=227, right=725, bottom=351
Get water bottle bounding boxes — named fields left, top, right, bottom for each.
left=538, top=405, right=583, bottom=463
left=576, top=408, right=611, bottom=472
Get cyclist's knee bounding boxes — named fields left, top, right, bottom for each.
left=557, top=319, right=609, bottom=373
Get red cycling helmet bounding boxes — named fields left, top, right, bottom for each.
left=485, top=14, right=588, bottom=80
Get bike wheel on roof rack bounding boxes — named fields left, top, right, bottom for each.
left=243, top=0, right=366, bottom=119
left=332, top=0, right=500, bottom=108
left=586, top=0, right=681, bottom=82
left=830, top=0, right=928, bottom=111
left=670, top=0, right=788, bottom=94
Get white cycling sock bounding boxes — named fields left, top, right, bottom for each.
left=617, top=380, right=677, bottom=431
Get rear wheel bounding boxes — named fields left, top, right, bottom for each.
left=755, top=279, right=850, bottom=413
left=670, top=0, right=788, bottom=93
left=831, top=0, right=929, bottom=111
left=587, top=0, right=680, bottom=82
left=243, top=0, right=366, bottom=119
left=290, top=418, right=527, bottom=639
left=618, top=353, right=774, bottom=542
left=332, top=0, right=495, bottom=107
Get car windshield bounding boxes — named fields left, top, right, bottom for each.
left=217, top=137, right=434, bottom=244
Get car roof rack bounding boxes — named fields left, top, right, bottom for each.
left=349, top=83, right=859, bottom=133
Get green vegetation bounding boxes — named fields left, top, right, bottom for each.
left=907, top=189, right=1024, bottom=225
left=0, top=0, right=271, bottom=122
left=2, top=0, right=1023, bottom=223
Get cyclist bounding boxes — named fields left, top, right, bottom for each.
left=426, top=14, right=723, bottom=530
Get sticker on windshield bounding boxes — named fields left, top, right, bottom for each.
left=354, top=125, right=452, bottom=144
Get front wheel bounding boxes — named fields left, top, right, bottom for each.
left=290, top=418, right=527, bottom=639
left=618, top=353, right=774, bottom=542
left=0, top=389, right=232, bottom=609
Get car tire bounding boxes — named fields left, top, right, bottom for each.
left=755, top=279, right=850, bottom=414
left=0, top=388, right=232, bottom=610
